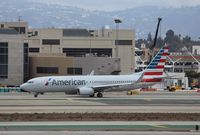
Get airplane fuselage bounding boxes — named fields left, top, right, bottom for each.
left=21, top=74, right=141, bottom=94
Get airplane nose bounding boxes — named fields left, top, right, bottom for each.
left=20, top=83, right=28, bottom=92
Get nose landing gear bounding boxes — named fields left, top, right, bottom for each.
left=34, top=92, right=39, bottom=98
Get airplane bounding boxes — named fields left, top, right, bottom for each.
left=20, top=46, right=169, bottom=98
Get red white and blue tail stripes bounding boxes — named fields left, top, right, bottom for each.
left=141, top=46, right=169, bottom=83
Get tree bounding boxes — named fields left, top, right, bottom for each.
left=136, top=29, right=194, bottom=52
left=185, top=71, right=200, bottom=78
left=183, top=36, right=191, bottom=44
left=164, top=29, right=175, bottom=44
left=147, top=32, right=152, bottom=42
left=183, top=35, right=192, bottom=51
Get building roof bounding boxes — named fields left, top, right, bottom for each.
left=168, top=55, right=200, bottom=62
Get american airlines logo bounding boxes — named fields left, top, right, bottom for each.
left=45, top=78, right=86, bottom=86
left=45, top=78, right=52, bottom=86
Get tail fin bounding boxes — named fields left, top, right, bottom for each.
left=141, top=45, right=169, bottom=83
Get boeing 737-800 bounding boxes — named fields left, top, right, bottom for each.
left=20, top=46, right=169, bottom=98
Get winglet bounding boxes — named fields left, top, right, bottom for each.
left=89, top=70, right=95, bottom=76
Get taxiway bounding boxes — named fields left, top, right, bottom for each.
left=0, top=91, right=199, bottom=113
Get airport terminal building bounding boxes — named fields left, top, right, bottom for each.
left=0, top=21, right=135, bottom=86
left=0, top=22, right=29, bottom=86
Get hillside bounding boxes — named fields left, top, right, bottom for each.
left=0, top=0, right=199, bottom=39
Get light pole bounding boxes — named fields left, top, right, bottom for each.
left=114, top=18, right=122, bottom=57
left=89, top=35, right=92, bottom=56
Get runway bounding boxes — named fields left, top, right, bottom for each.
left=0, top=91, right=200, bottom=132
left=1, top=131, right=200, bottom=135
left=0, top=91, right=200, bottom=113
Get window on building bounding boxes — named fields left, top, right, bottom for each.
left=37, top=67, right=59, bottom=74
left=0, top=47, right=8, bottom=54
left=34, top=31, right=38, bottom=36
left=29, top=48, right=40, bottom=53
left=195, top=49, right=197, bottom=55
left=0, top=42, right=8, bottom=78
left=42, top=39, right=60, bottom=45
left=24, top=43, right=29, bottom=82
left=9, top=27, right=26, bottom=34
left=115, top=40, right=132, bottom=45
left=67, top=67, right=82, bottom=75
left=1, top=24, right=4, bottom=28
left=0, top=65, right=8, bottom=78
left=63, top=48, right=112, bottom=57
left=0, top=55, right=8, bottom=64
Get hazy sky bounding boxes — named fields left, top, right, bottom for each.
left=32, top=0, right=200, bottom=11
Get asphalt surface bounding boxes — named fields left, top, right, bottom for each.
left=1, top=131, right=200, bottom=135
left=0, top=91, right=200, bottom=133
left=0, top=91, right=199, bottom=113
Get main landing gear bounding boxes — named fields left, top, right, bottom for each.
left=97, top=92, right=103, bottom=98
left=34, top=92, right=44, bottom=98
left=89, top=92, right=103, bottom=98
left=89, top=93, right=95, bottom=97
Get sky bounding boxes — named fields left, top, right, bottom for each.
left=31, top=0, right=200, bottom=11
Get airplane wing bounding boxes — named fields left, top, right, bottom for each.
left=90, top=71, right=145, bottom=90
left=91, top=72, right=144, bottom=90
left=91, top=82, right=132, bottom=90
left=146, top=75, right=178, bottom=80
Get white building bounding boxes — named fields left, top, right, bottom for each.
left=192, top=45, right=200, bottom=55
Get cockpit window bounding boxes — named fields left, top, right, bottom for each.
left=27, top=81, right=34, bottom=84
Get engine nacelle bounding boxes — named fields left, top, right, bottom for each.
left=78, top=87, right=94, bottom=95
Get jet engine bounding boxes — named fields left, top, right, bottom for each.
left=78, top=87, right=94, bottom=95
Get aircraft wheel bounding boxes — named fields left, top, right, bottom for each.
left=89, top=94, right=95, bottom=97
left=97, top=92, right=103, bottom=98
left=34, top=93, right=39, bottom=98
